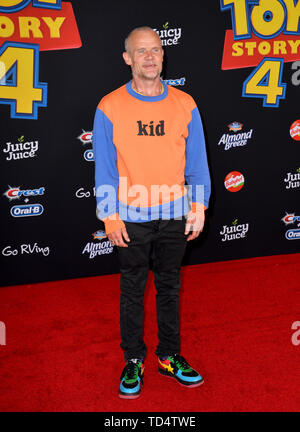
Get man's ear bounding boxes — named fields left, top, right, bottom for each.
left=123, top=51, right=132, bottom=66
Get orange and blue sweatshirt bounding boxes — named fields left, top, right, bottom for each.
left=92, top=80, right=211, bottom=234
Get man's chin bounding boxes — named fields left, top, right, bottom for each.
left=141, top=72, right=160, bottom=81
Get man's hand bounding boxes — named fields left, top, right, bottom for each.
left=108, top=227, right=130, bottom=247
left=184, top=209, right=205, bottom=241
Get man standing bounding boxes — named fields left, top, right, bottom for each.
left=92, top=27, right=211, bottom=399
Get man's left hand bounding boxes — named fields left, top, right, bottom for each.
left=184, top=209, right=205, bottom=241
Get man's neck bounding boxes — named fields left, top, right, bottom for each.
left=131, top=77, right=163, bottom=96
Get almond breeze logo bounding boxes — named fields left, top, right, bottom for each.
left=82, top=231, right=114, bottom=259
left=153, top=22, right=182, bottom=46
left=218, top=122, right=253, bottom=151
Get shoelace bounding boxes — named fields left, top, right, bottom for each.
left=169, top=354, right=193, bottom=372
left=124, top=361, right=140, bottom=383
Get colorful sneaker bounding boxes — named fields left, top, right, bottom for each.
left=158, top=354, right=204, bottom=387
left=119, top=359, right=144, bottom=399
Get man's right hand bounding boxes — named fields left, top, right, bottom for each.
left=108, top=227, right=130, bottom=247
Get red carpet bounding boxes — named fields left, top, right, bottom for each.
left=0, top=253, right=299, bottom=412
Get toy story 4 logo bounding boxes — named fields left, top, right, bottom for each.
left=220, top=0, right=300, bottom=107
left=0, top=0, right=81, bottom=119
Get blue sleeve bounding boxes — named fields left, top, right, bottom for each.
left=185, top=107, right=211, bottom=208
left=92, top=107, right=119, bottom=220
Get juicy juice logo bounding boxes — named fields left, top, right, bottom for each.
left=220, top=0, right=300, bottom=108
left=0, top=0, right=81, bottom=120
left=220, top=218, right=249, bottom=241
left=153, top=22, right=182, bottom=46
left=3, top=135, right=38, bottom=161
left=284, top=168, right=300, bottom=190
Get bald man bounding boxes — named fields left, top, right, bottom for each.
left=92, top=27, right=211, bottom=399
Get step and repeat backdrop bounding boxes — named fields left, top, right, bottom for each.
left=0, top=0, right=299, bottom=286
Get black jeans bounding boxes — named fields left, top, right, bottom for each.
left=117, top=217, right=188, bottom=361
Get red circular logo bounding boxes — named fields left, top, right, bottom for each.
left=224, top=171, right=245, bottom=192
left=290, top=120, right=300, bottom=141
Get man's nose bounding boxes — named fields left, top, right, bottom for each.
left=145, top=50, right=154, bottom=59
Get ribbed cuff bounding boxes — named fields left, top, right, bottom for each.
left=191, top=202, right=206, bottom=214
left=103, top=213, right=125, bottom=235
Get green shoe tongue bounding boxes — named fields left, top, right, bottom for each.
left=124, top=372, right=138, bottom=383
left=124, top=360, right=141, bottom=382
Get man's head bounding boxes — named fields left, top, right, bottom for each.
left=123, top=27, right=163, bottom=81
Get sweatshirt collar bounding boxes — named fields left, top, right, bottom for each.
left=126, top=80, right=168, bottom=102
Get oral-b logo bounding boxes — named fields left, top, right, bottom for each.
left=84, top=149, right=94, bottom=161
left=285, top=229, right=300, bottom=240
left=11, top=203, right=44, bottom=217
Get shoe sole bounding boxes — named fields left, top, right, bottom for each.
left=118, top=381, right=143, bottom=399
left=118, top=392, right=141, bottom=399
left=158, top=367, right=204, bottom=388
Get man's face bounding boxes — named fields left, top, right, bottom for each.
left=123, top=30, right=163, bottom=81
